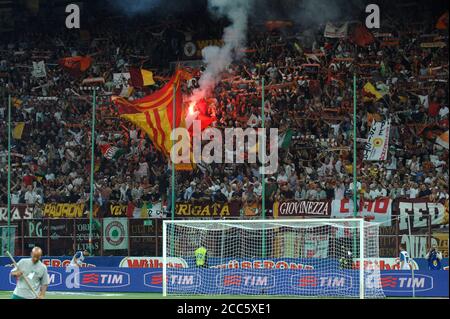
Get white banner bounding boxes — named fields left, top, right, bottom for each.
left=397, top=200, right=447, bottom=231
left=331, top=198, right=392, bottom=226
left=363, top=119, right=391, bottom=161
left=324, top=22, right=348, bottom=38
left=32, top=61, right=46, bottom=78
left=103, top=217, right=128, bottom=250
left=113, top=72, right=130, bottom=88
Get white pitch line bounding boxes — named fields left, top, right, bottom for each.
left=47, top=291, right=125, bottom=297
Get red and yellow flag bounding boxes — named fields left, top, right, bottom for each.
left=113, top=69, right=191, bottom=157
left=129, top=67, right=155, bottom=87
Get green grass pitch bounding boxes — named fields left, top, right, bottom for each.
left=0, top=290, right=431, bottom=299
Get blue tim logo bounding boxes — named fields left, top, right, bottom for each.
left=9, top=270, right=62, bottom=287
left=76, top=270, right=130, bottom=288
left=380, top=274, right=433, bottom=292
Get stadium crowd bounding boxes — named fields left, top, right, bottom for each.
left=0, top=8, right=448, bottom=217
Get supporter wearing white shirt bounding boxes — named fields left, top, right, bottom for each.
left=129, top=129, right=138, bottom=141
left=408, top=183, right=420, bottom=198
left=423, top=174, right=434, bottom=185
left=184, top=182, right=196, bottom=200
left=368, top=185, right=380, bottom=200
left=253, top=182, right=262, bottom=197
left=324, top=159, right=333, bottom=175
left=334, top=159, right=342, bottom=174
left=24, top=186, right=39, bottom=205
left=409, top=156, right=421, bottom=175
left=72, top=176, right=84, bottom=187
left=11, top=191, right=21, bottom=205
left=439, top=105, right=449, bottom=118
left=136, top=161, right=149, bottom=179
left=276, top=169, right=288, bottom=184
left=317, top=163, right=326, bottom=177
left=334, top=181, right=346, bottom=200
left=284, top=162, right=295, bottom=179
left=348, top=181, right=362, bottom=192
left=119, top=183, right=129, bottom=202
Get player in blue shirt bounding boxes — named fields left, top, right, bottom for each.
left=425, top=244, right=443, bottom=270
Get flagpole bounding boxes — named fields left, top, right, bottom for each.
left=171, top=84, right=176, bottom=221
left=353, top=74, right=359, bottom=262
left=261, top=77, right=266, bottom=258
left=353, top=74, right=357, bottom=218
left=171, top=83, right=176, bottom=256
left=88, top=88, right=97, bottom=255
left=7, top=95, right=11, bottom=255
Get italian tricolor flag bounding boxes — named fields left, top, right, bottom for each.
left=100, top=144, right=125, bottom=160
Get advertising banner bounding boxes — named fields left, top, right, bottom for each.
left=175, top=201, right=241, bottom=218
left=0, top=268, right=447, bottom=297
left=273, top=200, right=331, bottom=218
left=331, top=198, right=392, bottom=225
left=363, top=119, right=391, bottom=161
left=103, top=218, right=128, bottom=250
left=2, top=256, right=446, bottom=270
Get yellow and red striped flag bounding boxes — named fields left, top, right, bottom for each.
left=112, top=69, right=191, bottom=157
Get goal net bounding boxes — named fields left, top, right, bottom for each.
left=162, top=219, right=385, bottom=298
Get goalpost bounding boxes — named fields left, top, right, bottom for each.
left=162, top=219, right=385, bottom=298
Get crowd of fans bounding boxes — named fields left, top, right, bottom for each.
left=0, top=6, right=448, bottom=217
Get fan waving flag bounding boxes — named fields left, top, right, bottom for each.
left=351, top=24, right=375, bottom=47
left=129, top=67, right=155, bottom=87
left=100, top=144, right=125, bottom=160
left=59, top=56, right=92, bottom=77
left=435, top=130, right=449, bottom=149
left=363, top=82, right=383, bottom=101
left=112, top=69, right=191, bottom=157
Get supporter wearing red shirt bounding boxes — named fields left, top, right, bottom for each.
left=428, top=99, right=441, bottom=118
left=23, top=171, right=35, bottom=187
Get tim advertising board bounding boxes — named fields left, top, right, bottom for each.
left=379, top=271, right=449, bottom=297
left=0, top=267, right=160, bottom=293
left=0, top=268, right=447, bottom=296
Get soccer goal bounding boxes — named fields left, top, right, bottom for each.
left=162, top=219, right=385, bottom=299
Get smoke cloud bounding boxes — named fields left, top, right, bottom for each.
left=193, top=0, right=254, bottom=101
